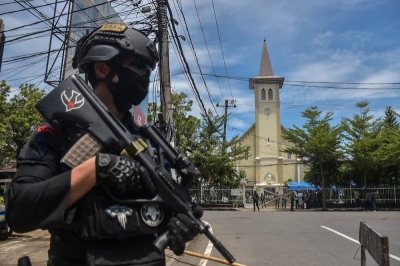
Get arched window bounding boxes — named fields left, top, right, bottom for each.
left=261, top=89, right=266, bottom=101
left=268, top=89, right=273, bottom=101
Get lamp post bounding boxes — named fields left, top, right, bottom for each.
left=198, top=177, right=203, bottom=204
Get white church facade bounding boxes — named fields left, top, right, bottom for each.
left=233, top=40, right=308, bottom=190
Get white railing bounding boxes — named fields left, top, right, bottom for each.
left=327, top=186, right=399, bottom=204
left=188, top=186, right=399, bottom=205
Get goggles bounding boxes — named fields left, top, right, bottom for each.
left=123, top=57, right=152, bottom=77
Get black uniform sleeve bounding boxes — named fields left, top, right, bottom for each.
left=5, top=123, right=76, bottom=233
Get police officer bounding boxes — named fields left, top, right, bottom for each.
left=5, top=23, right=200, bottom=266
left=290, top=191, right=295, bottom=211
left=252, top=191, right=260, bottom=211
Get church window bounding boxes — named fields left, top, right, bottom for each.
left=261, top=89, right=266, bottom=101
left=288, top=153, right=292, bottom=159
left=268, top=89, right=273, bottom=101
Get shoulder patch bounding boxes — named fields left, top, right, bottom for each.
left=37, top=125, right=59, bottom=139
left=33, top=126, right=60, bottom=158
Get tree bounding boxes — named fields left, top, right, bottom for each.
left=148, top=91, right=249, bottom=189
left=190, top=110, right=249, bottom=189
left=382, top=106, right=399, bottom=129
left=373, top=106, right=400, bottom=185
left=147, top=91, right=200, bottom=154
left=170, top=91, right=200, bottom=155
left=281, top=106, right=343, bottom=209
left=0, top=81, right=46, bottom=165
left=341, top=101, right=381, bottom=191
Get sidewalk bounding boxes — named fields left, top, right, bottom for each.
left=203, top=202, right=400, bottom=212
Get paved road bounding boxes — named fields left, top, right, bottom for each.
left=1, top=209, right=399, bottom=266
left=170, top=210, right=400, bottom=266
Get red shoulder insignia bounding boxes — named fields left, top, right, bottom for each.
left=37, top=125, right=58, bottom=138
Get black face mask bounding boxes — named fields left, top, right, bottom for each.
left=115, top=66, right=150, bottom=106
left=105, top=62, right=151, bottom=114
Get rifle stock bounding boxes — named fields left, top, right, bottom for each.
left=35, top=75, right=236, bottom=264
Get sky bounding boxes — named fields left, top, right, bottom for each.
left=1, top=0, right=400, bottom=141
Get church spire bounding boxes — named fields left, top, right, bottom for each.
left=258, top=39, right=274, bottom=77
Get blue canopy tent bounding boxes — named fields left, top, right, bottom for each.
left=287, top=182, right=317, bottom=191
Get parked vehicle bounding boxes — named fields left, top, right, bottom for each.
left=0, top=206, right=13, bottom=240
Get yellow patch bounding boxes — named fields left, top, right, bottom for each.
left=0, top=216, right=5, bottom=221
left=100, top=23, right=128, bottom=33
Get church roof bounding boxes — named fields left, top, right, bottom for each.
left=258, top=39, right=274, bottom=77
left=250, top=40, right=284, bottom=89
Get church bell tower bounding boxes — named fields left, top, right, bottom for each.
left=249, top=40, right=284, bottom=185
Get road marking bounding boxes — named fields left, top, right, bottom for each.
left=199, top=221, right=213, bottom=266
left=321, top=226, right=400, bottom=262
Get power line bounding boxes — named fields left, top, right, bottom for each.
left=211, top=0, right=233, bottom=99
left=165, top=1, right=214, bottom=126
left=176, top=71, right=400, bottom=88
left=191, top=0, right=225, bottom=104
left=171, top=0, right=218, bottom=116
left=0, top=1, right=68, bottom=16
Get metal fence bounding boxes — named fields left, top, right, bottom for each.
left=327, top=186, right=399, bottom=203
left=188, top=187, right=290, bottom=205
left=188, top=186, right=399, bottom=205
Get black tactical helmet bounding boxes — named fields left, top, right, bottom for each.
left=72, top=23, right=159, bottom=72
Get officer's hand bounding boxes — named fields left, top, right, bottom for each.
left=95, top=153, right=156, bottom=196
left=167, top=206, right=203, bottom=255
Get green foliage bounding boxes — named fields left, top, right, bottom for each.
left=170, top=91, right=200, bottom=155
left=283, top=179, right=292, bottom=187
left=382, top=106, right=399, bottom=129
left=189, top=110, right=249, bottom=189
left=148, top=92, right=249, bottom=189
left=281, top=106, right=343, bottom=208
left=341, top=101, right=381, bottom=188
left=372, top=107, right=400, bottom=185
left=0, top=81, right=46, bottom=166
left=284, top=102, right=400, bottom=188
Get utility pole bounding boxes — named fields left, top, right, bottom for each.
left=217, top=99, right=237, bottom=152
left=0, top=19, right=5, bottom=72
left=157, top=0, right=173, bottom=142
left=216, top=99, right=236, bottom=189
left=157, top=0, right=177, bottom=181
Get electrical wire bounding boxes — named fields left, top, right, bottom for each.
left=165, top=1, right=214, bottom=126
left=211, top=0, right=233, bottom=99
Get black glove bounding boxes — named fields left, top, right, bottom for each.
left=167, top=205, right=203, bottom=255
left=95, top=153, right=156, bottom=196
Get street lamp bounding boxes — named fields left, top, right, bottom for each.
left=198, top=176, right=203, bottom=204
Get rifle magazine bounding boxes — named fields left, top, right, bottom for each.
left=61, top=133, right=102, bottom=168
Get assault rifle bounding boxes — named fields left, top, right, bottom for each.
left=35, top=75, right=236, bottom=264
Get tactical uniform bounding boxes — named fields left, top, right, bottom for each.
left=5, top=23, right=198, bottom=266
left=6, top=113, right=169, bottom=265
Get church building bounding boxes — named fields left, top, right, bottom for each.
left=234, top=40, right=308, bottom=191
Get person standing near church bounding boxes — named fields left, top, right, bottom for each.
left=253, top=191, right=260, bottom=211
left=290, top=191, right=295, bottom=211
left=281, top=193, right=287, bottom=209
left=260, top=193, right=265, bottom=208
left=275, top=192, right=280, bottom=209
left=354, top=190, right=359, bottom=207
